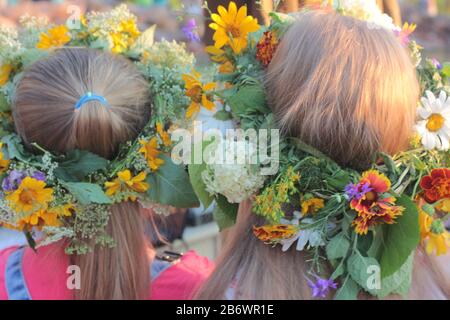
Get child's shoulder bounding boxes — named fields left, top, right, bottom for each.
left=0, top=243, right=71, bottom=300
left=151, top=250, right=214, bottom=300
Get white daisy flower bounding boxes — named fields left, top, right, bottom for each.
left=415, top=90, right=450, bottom=151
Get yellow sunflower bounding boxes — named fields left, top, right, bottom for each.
left=36, top=25, right=71, bottom=49
left=0, top=142, right=10, bottom=173
left=139, top=137, right=165, bottom=171
left=206, top=46, right=235, bottom=74
left=426, top=231, right=450, bottom=256
left=156, top=122, right=172, bottom=147
left=6, top=177, right=54, bottom=214
left=209, top=1, right=260, bottom=54
left=0, top=64, right=12, bottom=86
left=182, top=70, right=216, bottom=119
left=105, top=170, right=149, bottom=201
left=301, top=197, right=325, bottom=215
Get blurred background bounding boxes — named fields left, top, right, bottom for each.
left=0, top=0, right=449, bottom=258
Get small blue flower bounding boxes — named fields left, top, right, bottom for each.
left=307, top=275, right=338, bottom=298
left=431, top=58, right=443, bottom=71
left=2, top=170, right=26, bottom=192
left=345, top=182, right=372, bottom=200
left=182, top=19, right=200, bottom=42
left=32, top=170, right=46, bottom=182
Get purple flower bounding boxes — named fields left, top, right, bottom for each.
left=31, top=170, right=46, bottom=182
left=307, top=275, right=338, bottom=298
left=2, top=170, right=26, bottom=192
left=431, top=58, right=443, bottom=71
left=182, top=19, right=200, bottom=42
left=344, top=182, right=372, bottom=200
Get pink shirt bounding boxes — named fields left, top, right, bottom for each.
left=0, top=242, right=213, bottom=300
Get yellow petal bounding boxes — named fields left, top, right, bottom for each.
left=236, top=5, right=248, bottom=23
left=186, top=102, right=200, bottom=119
left=228, top=1, right=238, bottom=20
left=202, top=95, right=216, bottom=111
left=202, top=82, right=216, bottom=91
left=118, top=170, right=131, bottom=182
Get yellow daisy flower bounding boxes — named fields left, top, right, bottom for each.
left=156, top=122, right=172, bottom=147
left=105, top=170, right=149, bottom=201
left=182, top=70, right=216, bottom=119
left=209, top=1, right=260, bottom=54
left=424, top=219, right=450, bottom=256
left=0, top=142, right=10, bottom=173
left=6, top=177, right=54, bottom=214
left=301, top=197, right=325, bottom=215
left=206, top=46, right=235, bottom=74
left=139, top=137, right=165, bottom=171
left=0, top=64, right=12, bottom=86
left=36, top=25, right=71, bottom=49
left=110, top=19, right=140, bottom=54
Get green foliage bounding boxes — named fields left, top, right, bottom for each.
left=326, top=234, right=351, bottom=260
left=146, top=154, right=199, bottom=208
left=215, top=194, right=239, bottom=230
left=379, top=195, right=420, bottom=278
left=347, top=253, right=380, bottom=292
left=62, top=182, right=112, bottom=205
left=54, top=150, right=108, bottom=182
left=334, top=276, right=359, bottom=300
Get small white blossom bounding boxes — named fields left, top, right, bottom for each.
left=415, top=91, right=450, bottom=151
left=202, top=138, right=266, bottom=203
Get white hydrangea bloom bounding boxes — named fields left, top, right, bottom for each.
left=86, top=4, right=136, bottom=38
left=415, top=91, right=450, bottom=151
left=335, top=0, right=398, bottom=31
left=201, top=138, right=266, bottom=203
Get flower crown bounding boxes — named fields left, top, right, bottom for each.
left=187, top=1, right=450, bottom=299
left=0, top=5, right=201, bottom=254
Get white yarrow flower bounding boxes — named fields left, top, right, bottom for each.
left=415, top=91, right=450, bottom=151
left=201, top=138, right=266, bottom=203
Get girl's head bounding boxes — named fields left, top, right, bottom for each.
left=13, top=48, right=152, bottom=299
left=266, top=11, right=419, bottom=169
left=14, top=47, right=150, bottom=159
left=197, top=11, right=420, bottom=300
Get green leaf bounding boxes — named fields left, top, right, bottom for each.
left=347, top=253, right=380, bottom=291
left=330, top=262, right=345, bottom=280
left=54, top=150, right=108, bottom=181
left=147, top=154, right=199, bottom=208
left=2, top=134, right=34, bottom=163
left=62, top=182, right=112, bottom=205
left=188, top=163, right=214, bottom=209
left=442, top=62, right=450, bottom=78
left=213, top=110, right=233, bottom=121
left=0, top=92, right=10, bottom=112
left=290, top=138, right=336, bottom=164
left=334, top=276, right=359, bottom=300
left=371, top=253, right=414, bottom=298
left=227, top=84, right=269, bottom=116
left=379, top=195, right=420, bottom=278
left=326, top=234, right=350, bottom=260
left=214, top=194, right=238, bottom=230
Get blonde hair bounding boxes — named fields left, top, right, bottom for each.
left=14, top=48, right=152, bottom=299
left=196, top=12, right=449, bottom=300
left=266, top=11, right=418, bottom=169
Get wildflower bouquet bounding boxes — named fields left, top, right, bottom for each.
left=188, top=1, right=450, bottom=299
left=0, top=5, right=200, bottom=254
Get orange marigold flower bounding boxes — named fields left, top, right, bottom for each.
left=419, top=168, right=450, bottom=203
left=256, top=31, right=278, bottom=67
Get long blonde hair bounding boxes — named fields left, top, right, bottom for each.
left=196, top=11, right=449, bottom=299
left=14, top=48, right=152, bottom=299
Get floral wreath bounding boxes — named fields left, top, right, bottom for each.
left=0, top=5, right=201, bottom=255
left=187, top=1, right=450, bottom=299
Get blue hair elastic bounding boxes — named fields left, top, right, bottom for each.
left=74, top=92, right=109, bottom=110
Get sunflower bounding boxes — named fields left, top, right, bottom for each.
left=301, top=197, right=325, bottom=215
left=36, top=25, right=71, bottom=49
left=0, top=64, right=12, bottom=86
left=156, top=122, right=172, bottom=147
left=6, top=177, right=54, bottom=214
left=0, top=142, right=10, bottom=173
left=346, top=170, right=403, bottom=235
left=206, top=46, right=235, bottom=74
left=105, top=170, right=149, bottom=201
left=182, top=70, right=216, bottom=119
left=209, top=1, right=259, bottom=54
left=139, top=137, right=165, bottom=171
